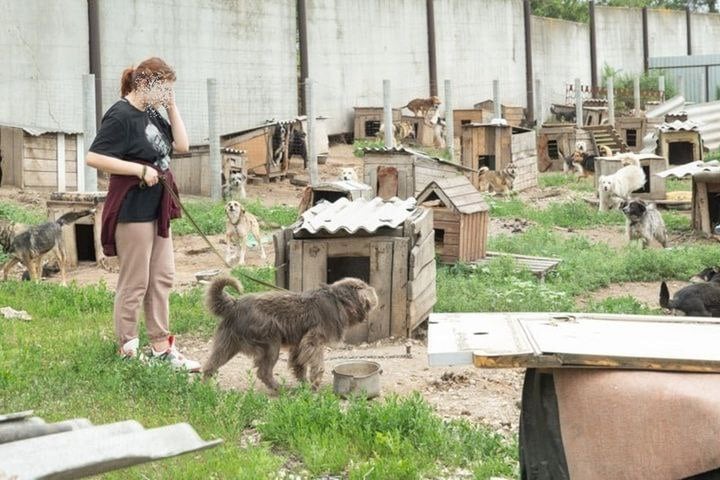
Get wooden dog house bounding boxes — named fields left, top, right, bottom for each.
left=657, top=161, right=720, bottom=236
left=0, top=125, right=83, bottom=190
left=460, top=123, right=538, bottom=192
left=416, top=176, right=489, bottom=263
left=297, top=180, right=373, bottom=214
left=362, top=147, right=468, bottom=200
left=401, top=115, right=435, bottom=147
left=274, top=197, right=436, bottom=343
left=452, top=109, right=491, bottom=138
left=353, top=107, right=401, bottom=140
left=46, top=192, right=106, bottom=268
left=172, top=147, right=247, bottom=196
left=594, top=153, right=668, bottom=201
left=657, top=121, right=703, bottom=166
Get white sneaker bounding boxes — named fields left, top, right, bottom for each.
left=151, top=335, right=201, bottom=373
left=119, top=338, right=146, bottom=361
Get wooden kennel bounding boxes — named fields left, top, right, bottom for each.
left=0, top=126, right=82, bottom=190
left=274, top=197, right=436, bottom=343
left=473, top=100, right=527, bottom=128
left=460, top=123, right=538, bottom=192
left=172, top=146, right=247, bottom=196
left=657, top=124, right=703, bottom=166
left=416, top=176, right=489, bottom=263
left=46, top=192, right=106, bottom=268
left=594, top=153, right=668, bottom=201
left=537, top=124, right=575, bottom=172
left=353, top=107, right=401, bottom=140
left=692, top=170, right=720, bottom=236
left=401, top=115, right=435, bottom=147
left=452, top=109, right=492, bottom=139
left=362, top=147, right=467, bottom=200
left=298, top=180, right=373, bottom=213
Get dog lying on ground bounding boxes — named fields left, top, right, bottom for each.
left=598, top=154, right=646, bottom=211
left=224, top=200, right=267, bottom=266
left=660, top=272, right=720, bottom=317
left=222, top=171, right=247, bottom=200
left=620, top=199, right=668, bottom=248
left=2, top=210, right=94, bottom=285
left=402, top=96, right=441, bottom=117
left=478, top=163, right=517, bottom=195
left=202, top=275, right=379, bottom=391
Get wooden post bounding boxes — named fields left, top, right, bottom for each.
left=57, top=133, right=66, bottom=192
left=575, top=78, right=583, bottom=128
left=306, top=78, right=318, bottom=185
left=607, top=76, right=615, bottom=127
left=383, top=79, right=394, bottom=148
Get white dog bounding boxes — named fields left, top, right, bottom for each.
left=224, top=200, right=267, bottom=266
left=339, top=167, right=359, bottom=182
left=598, top=154, right=646, bottom=211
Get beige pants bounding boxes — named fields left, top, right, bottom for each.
left=114, top=221, right=175, bottom=345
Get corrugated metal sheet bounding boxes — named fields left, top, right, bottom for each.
left=678, top=100, right=720, bottom=150
left=295, top=197, right=417, bottom=235
left=649, top=54, right=720, bottom=103
left=646, top=95, right=686, bottom=119
left=655, top=160, right=720, bottom=179
left=658, top=120, right=700, bottom=132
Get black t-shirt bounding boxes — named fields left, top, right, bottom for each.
left=89, top=98, right=174, bottom=222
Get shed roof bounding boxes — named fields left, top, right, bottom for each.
left=656, top=160, right=720, bottom=179
left=416, top=176, right=488, bottom=214
left=362, top=146, right=475, bottom=172
left=294, top=197, right=417, bottom=235
left=658, top=120, right=701, bottom=132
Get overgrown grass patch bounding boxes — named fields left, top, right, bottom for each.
left=538, top=173, right=595, bottom=192
left=487, top=197, right=625, bottom=228
left=0, top=200, right=45, bottom=224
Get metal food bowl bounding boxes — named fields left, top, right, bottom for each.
left=332, top=360, right=382, bottom=399
left=195, top=268, right=221, bottom=283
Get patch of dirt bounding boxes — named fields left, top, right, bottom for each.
left=577, top=280, right=692, bottom=309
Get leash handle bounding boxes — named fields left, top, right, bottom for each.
left=158, top=176, right=287, bottom=292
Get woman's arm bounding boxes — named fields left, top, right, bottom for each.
left=86, top=152, right=159, bottom=186
left=166, top=101, right=189, bottom=154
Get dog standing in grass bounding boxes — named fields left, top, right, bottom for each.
left=598, top=154, right=646, bottom=211
left=224, top=200, right=266, bottom=266
left=620, top=199, right=668, bottom=248
left=202, top=275, right=378, bottom=391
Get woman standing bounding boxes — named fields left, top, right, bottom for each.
left=87, top=57, right=200, bottom=371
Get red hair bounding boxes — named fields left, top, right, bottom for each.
left=120, top=57, right=176, bottom=97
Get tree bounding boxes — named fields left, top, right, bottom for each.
left=531, top=0, right=717, bottom=22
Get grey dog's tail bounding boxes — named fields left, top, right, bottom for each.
left=56, top=209, right=94, bottom=226
left=659, top=281, right=672, bottom=309
left=206, top=276, right=244, bottom=319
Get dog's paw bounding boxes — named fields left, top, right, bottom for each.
left=98, top=256, right=119, bottom=273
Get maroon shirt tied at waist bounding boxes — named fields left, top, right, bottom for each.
left=101, top=165, right=181, bottom=257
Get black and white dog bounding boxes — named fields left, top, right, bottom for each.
left=620, top=199, right=668, bottom=248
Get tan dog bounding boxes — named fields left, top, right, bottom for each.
left=377, top=121, right=415, bottom=146
left=202, top=275, right=379, bottom=391
left=478, top=163, right=517, bottom=195
left=402, top=96, right=441, bottom=117
left=224, top=201, right=267, bottom=266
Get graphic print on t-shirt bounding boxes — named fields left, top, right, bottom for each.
left=145, top=121, right=171, bottom=172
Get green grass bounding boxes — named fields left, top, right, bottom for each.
left=0, top=200, right=46, bottom=224
left=352, top=139, right=386, bottom=157
left=538, top=172, right=596, bottom=192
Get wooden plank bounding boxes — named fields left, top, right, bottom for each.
left=57, top=133, right=65, bottom=192
left=302, top=242, right=327, bottom=292
left=432, top=209, right=459, bottom=222
left=409, top=259, right=436, bottom=298
left=696, top=181, right=711, bottom=235
left=24, top=134, right=58, bottom=149
left=275, top=263, right=287, bottom=289
left=442, top=233, right=459, bottom=245
left=367, top=241, right=393, bottom=342
left=22, top=158, right=75, bottom=173
left=24, top=147, right=59, bottom=161
left=22, top=171, right=59, bottom=188
left=288, top=240, right=303, bottom=291
left=326, top=239, right=370, bottom=257
left=408, top=281, right=437, bottom=330
left=405, top=208, right=433, bottom=244
left=390, top=238, right=409, bottom=338
left=434, top=220, right=460, bottom=234
left=410, top=230, right=435, bottom=275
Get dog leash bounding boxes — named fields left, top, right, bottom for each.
left=148, top=175, right=288, bottom=292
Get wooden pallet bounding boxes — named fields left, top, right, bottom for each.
left=472, top=251, right=561, bottom=281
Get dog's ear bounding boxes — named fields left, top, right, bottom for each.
left=619, top=200, right=628, bottom=209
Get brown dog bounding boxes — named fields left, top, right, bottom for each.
left=402, top=96, right=441, bottom=117
left=478, top=163, right=517, bottom=195
left=224, top=200, right=266, bottom=266
left=202, top=276, right=379, bottom=391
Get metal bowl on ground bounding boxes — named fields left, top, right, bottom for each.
left=332, top=360, right=382, bottom=399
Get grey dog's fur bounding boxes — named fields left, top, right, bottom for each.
left=203, top=276, right=379, bottom=391
left=620, top=199, right=667, bottom=248
left=2, top=210, right=94, bottom=284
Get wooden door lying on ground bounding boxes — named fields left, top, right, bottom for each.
left=428, top=312, right=720, bottom=372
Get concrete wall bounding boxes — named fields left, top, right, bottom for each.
left=0, top=0, right=88, bottom=132
left=532, top=16, right=591, bottom=122
left=595, top=6, right=644, bottom=79
left=435, top=0, right=526, bottom=112
left=306, top=0, right=430, bottom=135
left=647, top=9, right=688, bottom=58
left=97, top=0, right=297, bottom=144
left=691, top=13, right=720, bottom=55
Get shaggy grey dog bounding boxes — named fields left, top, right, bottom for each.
left=203, top=276, right=379, bottom=391
left=620, top=199, right=667, bottom=248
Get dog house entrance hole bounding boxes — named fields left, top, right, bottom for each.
left=327, top=256, right=370, bottom=284
left=365, top=120, right=381, bottom=138
left=75, top=224, right=96, bottom=262
left=547, top=139, right=559, bottom=159
left=669, top=142, right=694, bottom=165
left=314, top=190, right=347, bottom=205
left=707, top=185, right=720, bottom=231
left=434, top=228, right=445, bottom=250
left=478, top=155, right=496, bottom=170
left=626, top=129, right=637, bottom=147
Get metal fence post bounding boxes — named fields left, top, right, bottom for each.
left=493, top=79, right=501, bottom=120
left=207, top=78, right=221, bottom=201
left=607, top=76, right=615, bottom=126
left=634, top=76, right=641, bottom=113
left=444, top=79, right=454, bottom=160
left=383, top=79, right=394, bottom=148
left=306, top=78, right=318, bottom=185
left=82, top=74, right=97, bottom=192
left=575, top=78, right=583, bottom=128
